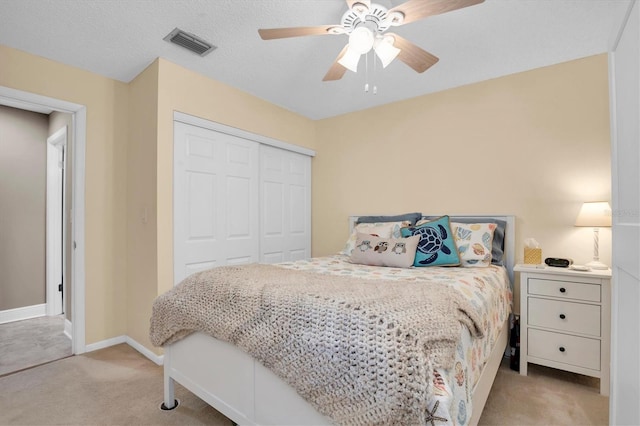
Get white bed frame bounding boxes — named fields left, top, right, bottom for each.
left=162, top=215, right=515, bottom=425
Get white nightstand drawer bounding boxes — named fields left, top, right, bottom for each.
left=528, top=278, right=601, bottom=302
left=528, top=329, right=600, bottom=371
left=528, top=297, right=601, bottom=336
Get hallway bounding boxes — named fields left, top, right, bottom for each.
left=0, top=315, right=72, bottom=376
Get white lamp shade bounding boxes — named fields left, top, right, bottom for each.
left=348, top=27, right=374, bottom=54
left=338, top=45, right=362, bottom=72
left=575, top=201, right=612, bottom=227
left=374, top=36, right=401, bottom=68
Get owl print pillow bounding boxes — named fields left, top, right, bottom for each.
left=349, top=233, right=420, bottom=268
left=340, top=220, right=412, bottom=255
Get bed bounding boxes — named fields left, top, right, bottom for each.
left=153, top=215, right=515, bottom=425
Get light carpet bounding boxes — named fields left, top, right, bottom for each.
left=0, top=343, right=608, bottom=425
left=480, top=360, right=608, bottom=425
left=0, top=344, right=230, bottom=425
left=0, top=315, right=72, bottom=376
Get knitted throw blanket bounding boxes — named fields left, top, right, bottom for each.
left=150, top=264, right=484, bottom=425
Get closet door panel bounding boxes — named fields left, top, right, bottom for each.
left=261, top=146, right=287, bottom=262
left=260, top=145, right=311, bottom=263
left=174, top=122, right=259, bottom=284
left=287, top=153, right=311, bottom=261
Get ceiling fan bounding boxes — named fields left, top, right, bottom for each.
left=258, top=0, right=484, bottom=81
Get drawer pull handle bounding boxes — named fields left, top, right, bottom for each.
left=559, top=314, right=566, bottom=320
left=559, top=287, right=566, bottom=293
left=559, top=347, right=566, bottom=353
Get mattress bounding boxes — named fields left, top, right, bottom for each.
left=276, top=254, right=512, bottom=425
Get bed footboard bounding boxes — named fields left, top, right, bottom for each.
left=163, top=332, right=330, bottom=425
left=163, top=318, right=509, bottom=425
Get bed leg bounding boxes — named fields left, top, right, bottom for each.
left=161, top=365, right=178, bottom=410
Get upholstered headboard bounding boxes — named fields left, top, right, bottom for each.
left=348, top=214, right=516, bottom=284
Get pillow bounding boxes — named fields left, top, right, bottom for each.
left=356, top=212, right=422, bottom=226
left=341, top=221, right=410, bottom=255
left=350, top=233, right=420, bottom=268
left=452, top=222, right=497, bottom=267
left=419, top=217, right=507, bottom=265
left=401, top=215, right=460, bottom=267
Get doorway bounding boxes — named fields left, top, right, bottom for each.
left=46, top=126, right=66, bottom=317
left=0, top=85, right=87, bottom=356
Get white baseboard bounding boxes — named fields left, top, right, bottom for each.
left=0, top=304, right=46, bottom=324
left=85, top=335, right=127, bottom=352
left=64, top=318, right=72, bottom=340
left=84, top=334, right=164, bottom=366
left=125, top=336, right=164, bottom=366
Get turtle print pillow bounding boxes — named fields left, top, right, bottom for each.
left=400, top=215, right=460, bottom=267
left=452, top=222, right=496, bottom=267
left=350, top=233, right=420, bottom=268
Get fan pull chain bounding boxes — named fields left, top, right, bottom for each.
left=362, top=51, right=378, bottom=95
left=364, top=51, right=369, bottom=93
left=373, top=50, right=377, bottom=95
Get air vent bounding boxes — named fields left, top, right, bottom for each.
left=164, top=28, right=216, bottom=57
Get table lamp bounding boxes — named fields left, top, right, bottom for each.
left=574, top=201, right=612, bottom=270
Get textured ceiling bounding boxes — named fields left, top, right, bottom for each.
left=0, top=0, right=632, bottom=120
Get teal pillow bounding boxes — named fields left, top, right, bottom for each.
left=400, top=215, right=460, bottom=267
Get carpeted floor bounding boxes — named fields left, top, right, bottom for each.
left=0, top=344, right=230, bottom=426
left=0, top=315, right=72, bottom=376
left=0, top=343, right=608, bottom=425
left=479, top=360, right=608, bottom=425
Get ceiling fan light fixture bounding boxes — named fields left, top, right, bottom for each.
left=374, top=36, right=401, bottom=68
left=338, top=45, right=362, bottom=72
left=348, top=26, right=375, bottom=54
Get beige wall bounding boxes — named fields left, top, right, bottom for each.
left=48, top=111, right=73, bottom=320
left=0, top=43, right=612, bottom=351
left=0, top=105, right=48, bottom=310
left=126, top=60, right=159, bottom=350
left=313, top=54, right=611, bottom=312
left=0, top=45, right=129, bottom=344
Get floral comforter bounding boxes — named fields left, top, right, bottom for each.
left=276, top=255, right=512, bottom=425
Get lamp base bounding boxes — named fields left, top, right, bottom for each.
left=585, top=260, right=609, bottom=270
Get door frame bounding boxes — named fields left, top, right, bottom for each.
left=608, top=0, right=640, bottom=422
left=0, top=86, right=87, bottom=355
left=46, top=126, right=66, bottom=316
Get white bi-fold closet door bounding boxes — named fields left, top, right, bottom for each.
left=260, top=144, right=311, bottom=264
left=173, top=119, right=312, bottom=285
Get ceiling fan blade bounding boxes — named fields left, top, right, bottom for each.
left=387, top=33, right=439, bottom=73
left=323, top=45, right=349, bottom=81
left=389, top=0, right=484, bottom=26
left=346, top=0, right=371, bottom=10
left=258, top=26, right=339, bottom=40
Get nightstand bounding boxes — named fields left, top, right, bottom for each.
left=514, top=264, right=611, bottom=395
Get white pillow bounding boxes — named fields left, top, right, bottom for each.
left=340, top=221, right=410, bottom=255
left=451, top=222, right=497, bottom=267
